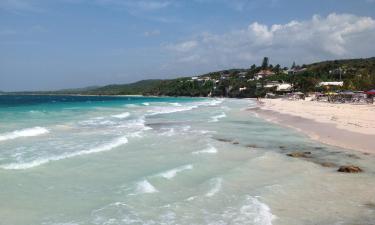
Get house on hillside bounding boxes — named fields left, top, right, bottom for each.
left=288, top=68, right=307, bottom=75
left=255, top=70, right=275, bottom=80
left=264, top=81, right=292, bottom=92
left=317, top=81, right=344, bottom=87
left=238, top=72, right=247, bottom=78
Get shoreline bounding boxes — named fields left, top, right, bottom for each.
left=253, top=99, right=375, bottom=154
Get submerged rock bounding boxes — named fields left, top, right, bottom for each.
left=364, top=202, right=375, bottom=209
left=318, top=162, right=337, bottom=168
left=215, top=138, right=233, bottom=143
left=337, top=165, right=363, bottom=173
left=246, top=144, right=259, bottom=148
left=287, top=151, right=312, bottom=158
left=345, top=154, right=361, bottom=159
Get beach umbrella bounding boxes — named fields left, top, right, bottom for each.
left=365, top=89, right=375, bottom=95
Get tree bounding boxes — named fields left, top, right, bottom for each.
left=291, top=61, right=296, bottom=69
left=250, top=64, right=257, bottom=71
left=273, top=64, right=281, bottom=74
left=261, top=57, right=269, bottom=69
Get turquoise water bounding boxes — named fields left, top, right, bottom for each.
left=0, top=95, right=375, bottom=225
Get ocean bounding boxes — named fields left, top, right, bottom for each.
left=0, top=95, right=374, bottom=225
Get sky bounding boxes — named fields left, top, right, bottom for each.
left=1, top=0, right=375, bottom=91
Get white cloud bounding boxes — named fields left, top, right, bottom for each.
left=167, top=40, right=198, bottom=52
left=165, top=13, right=375, bottom=70
left=144, top=29, right=161, bottom=37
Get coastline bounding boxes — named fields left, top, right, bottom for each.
left=253, top=99, right=375, bottom=154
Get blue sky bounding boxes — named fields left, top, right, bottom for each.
left=1, top=0, right=375, bottom=91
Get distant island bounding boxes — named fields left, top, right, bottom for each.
left=7, top=57, right=375, bottom=97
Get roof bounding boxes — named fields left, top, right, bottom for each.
left=256, top=70, right=275, bottom=76
left=318, top=81, right=344, bottom=87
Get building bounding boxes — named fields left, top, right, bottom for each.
left=255, top=70, right=275, bottom=80
left=288, top=68, right=307, bottom=75
left=317, top=81, right=344, bottom=87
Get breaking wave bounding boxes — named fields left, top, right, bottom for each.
left=134, top=179, right=158, bottom=194
left=210, top=112, right=227, bottom=122
left=0, top=127, right=49, bottom=142
left=157, top=164, right=193, bottom=180
left=0, top=136, right=128, bottom=170
left=192, top=145, right=218, bottom=154
left=206, top=177, right=223, bottom=197
left=111, top=112, right=130, bottom=119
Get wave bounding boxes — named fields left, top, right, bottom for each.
left=208, top=98, right=224, bottom=106
left=111, top=112, right=130, bottom=119
left=229, top=196, right=275, bottom=225
left=192, top=145, right=217, bottom=154
left=210, top=112, right=227, bottom=122
left=147, top=105, right=198, bottom=116
left=0, top=136, right=128, bottom=170
left=146, top=99, right=223, bottom=116
left=157, top=164, right=193, bottom=180
left=135, top=179, right=158, bottom=194
left=205, top=177, right=223, bottom=197
left=142, top=102, right=150, bottom=106
left=79, top=117, right=117, bottom=126
left=0, top=127, right=49, bottom=142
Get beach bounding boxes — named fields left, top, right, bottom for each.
left=1, top=95, right=375, bottom=225
left=256, top=99, right=375, bottom=153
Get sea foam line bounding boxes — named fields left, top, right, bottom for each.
left=206, top=177, right=223, bottom=197
left=135, top=179, right=158, bottom=194
left=111, top=112, right=130, bottom=119
left=157, top=164, right=193, bottom=180
left=146, top=99, right=223, bottom=116
left=210, top=112, right=227, bottom=122
left=0, top=136, right=128, bottom=170
left=233, top=196, right=276, bottom=225
left=192, top=145, right=218, bottom=155
left=0, top=127, right=49, bottom=142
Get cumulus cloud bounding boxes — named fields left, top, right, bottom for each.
left=165, top=13, right=375, bottom=70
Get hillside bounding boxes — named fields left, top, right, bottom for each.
left=5, top=57, right=375, bottom=97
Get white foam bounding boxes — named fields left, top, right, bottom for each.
left=111, top=112, right=130, bottom=119
left=135, top=179, right=158, bottom=194
left=206, top=177, right=222, bottom=197
left=208, top=98, right=224, bottom=106
left=142, top=102, right=150, bottom=106
left=0, top=136, right=128, bottom=170
left=159, top=128, right=176, bottom=137
left=157, top=164, right=193, bottom=180
left=170, top=102, right=182, bottom=106
left=79, top=117, right=117, bottom=126
left=230, top=196, right=276, bottom=225
left=210, top=112, right=227, bottom=122
left=147, top=105, right=198, bottom=116
left=192, top=145, right=217, bottom=155
left=0, top=127, right=49, bottom=142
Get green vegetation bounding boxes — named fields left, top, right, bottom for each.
left=7, top=57, right=375, bottom=98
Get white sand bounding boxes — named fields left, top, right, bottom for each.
left=257, top=99, right=375, bottom=153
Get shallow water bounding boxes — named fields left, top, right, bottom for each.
left=0, top=95, right=374, bottom=225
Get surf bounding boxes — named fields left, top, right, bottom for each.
left=0, top=127, right=49, bottom=142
